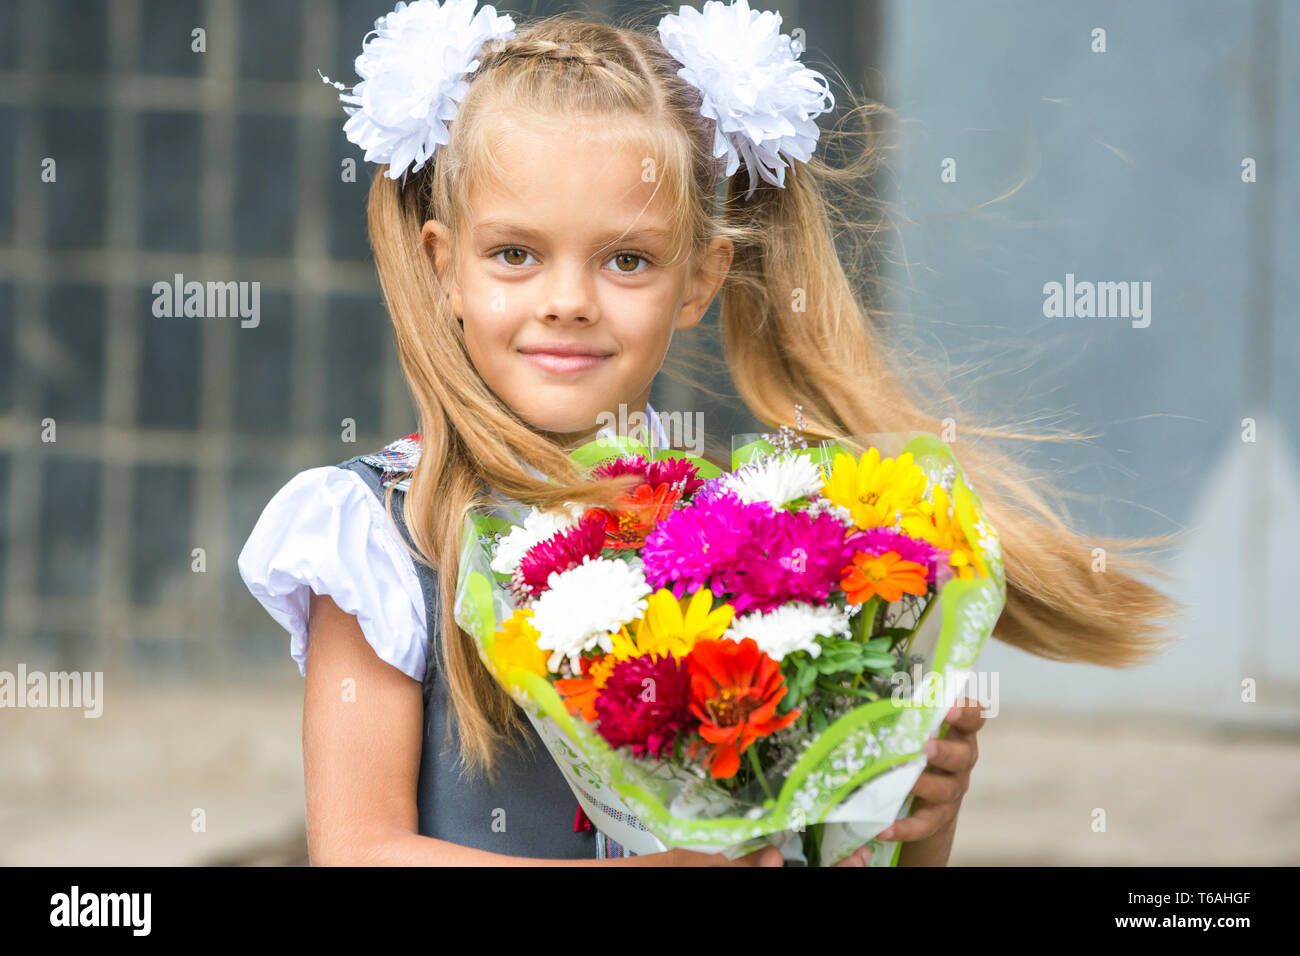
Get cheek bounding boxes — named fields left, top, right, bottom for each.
left=616, top=289, right=678, bottom=342
left=458, top=316, right=506, bottom=383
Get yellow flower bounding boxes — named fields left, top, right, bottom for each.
left=821, top=447, right=930, bottom=530
left=608, top=587, right=735, bottom=661
left=899, top=484, right=988, bottom=580
left=492, top=609, right=549, bottom=686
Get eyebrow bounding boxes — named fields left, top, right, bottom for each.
left=474, top=219, right=673, bottom=247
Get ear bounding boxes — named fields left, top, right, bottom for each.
left=421, top=219, right=463, bottom=318
left=675, top=237, right=734, bottom=331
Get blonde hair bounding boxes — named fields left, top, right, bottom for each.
left=362, top=11, right=1183, bottom=783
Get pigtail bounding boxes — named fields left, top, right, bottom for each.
left=715, top=107, right=1181, bottom=668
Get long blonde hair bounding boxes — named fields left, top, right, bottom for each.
left=362, top=11, right=1182, bottom=783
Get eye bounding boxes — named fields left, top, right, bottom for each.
left=606, top=251, right=650, bottom=274
left=492, top=247, right=536, bottom=267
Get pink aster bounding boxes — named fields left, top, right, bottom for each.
left=590, top=455, right=650, bottom=482
left=719, top=507, right=869, bottom=613
left=512, top=512, right=607, bottom=603
left=641, top=492, right=867, bottom=614
left=645, top=457, right=706, bottom=498
left=851, top=526, right=947, bottom=586
left=593, top=653, right=697, bottom=759
left=639, top=490, right=753, bottom=599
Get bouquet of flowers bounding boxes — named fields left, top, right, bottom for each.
left=453, top=425, right=1005, bottom=865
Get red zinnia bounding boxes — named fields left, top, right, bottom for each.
left=584, top=482, right=682, bottom=550
left=684, top=638, right=799, bottom=779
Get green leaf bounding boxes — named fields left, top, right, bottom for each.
left=815, top=654, right=854, bottom=675
left=811, top=708, right=828, bottom=734
left=797, top=665, right=819, bottom=696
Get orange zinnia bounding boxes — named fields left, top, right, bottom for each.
left=841, top=550, right=928, bottom=604
left=684, top=637, right=799, bottom=779
left=553, top=653, right=615, bottom=721
left=584, top=482, right=681, bottom=550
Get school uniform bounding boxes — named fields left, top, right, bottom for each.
left=237, top=404, right=670, bottom=861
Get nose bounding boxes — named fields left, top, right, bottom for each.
left=536, top=258, right=599, bottom=324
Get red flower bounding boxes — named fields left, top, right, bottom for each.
left=645, top=457, right=706, bottom=498
left=513, top=512, right=607, bottom=602
left=584, top=482, right=682, bottom=550
left=684, top=638, right=799, bottom=779
left=592, top=653, right=696, bottom=759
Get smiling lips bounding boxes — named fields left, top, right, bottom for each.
left=518, top=344, right=613, bottom=375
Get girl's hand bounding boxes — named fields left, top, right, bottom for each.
left=878, top=698, right=985, bottom=844
left=665, top=844, right=873, bottom=866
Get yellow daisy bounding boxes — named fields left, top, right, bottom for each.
left=821, top=447, right=930, bottom=530
left=492, top=608, right=549, bottom=686
left=608, top=587, right=735, bottom=662
left=899, top=484, right=988, bottom=580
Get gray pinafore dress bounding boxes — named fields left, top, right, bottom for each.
left=336, top=439, right=622, bottom=860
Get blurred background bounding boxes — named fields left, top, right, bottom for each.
left=0, top=0, right=1296, bottom=865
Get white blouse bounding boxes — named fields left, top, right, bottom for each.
left=237, top=403, right=672, bottom=682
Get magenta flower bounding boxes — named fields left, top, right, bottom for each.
left=641, top=491, right=865, bottom=614
left=512, top=512, right=607, bottom=602
left=645, top=457, right=706, bottom=498
left=590, top=455, right=650, bottom=482
left=639, top=490, right=752, bottom=598
left=593, top=653, right=696, bottom=759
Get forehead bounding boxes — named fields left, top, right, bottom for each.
left=464, top=114, right=678, bottom=242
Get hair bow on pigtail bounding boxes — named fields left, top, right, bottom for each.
left=318, top=0, right=516, bottom=182
left=657, top=0, right=836, bottom=200
left=318, top=0, right=833, bottom=200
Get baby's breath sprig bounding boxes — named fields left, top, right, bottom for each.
left=759, top=403, right=811, bottom=460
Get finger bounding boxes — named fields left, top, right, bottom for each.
left=910, top=765, right=967, bottom=805
left=736, top=845, right=784, bottom=867
left=831, top=845, right=873, bottom=867
left=878, top=803, right=950, bottom=843
left=923, top=736, right=978, bottom=775
left=945, top=700, right=988, bottom=733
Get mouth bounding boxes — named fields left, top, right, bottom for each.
left=517, top=347, right=613, bottom=375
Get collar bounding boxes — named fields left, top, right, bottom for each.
left=360, top=402, right=670, bottom=492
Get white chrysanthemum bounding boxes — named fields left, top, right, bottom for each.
left=489, top=502, right=587, bottom=576
left=658, top=0, right=835, bottom=199
left=724, top=602, right=851, bottom=660
left=319, top=0, right=516, bottom=180
left=530, top=556, right=652, bottom=673
left=721, top=453, right=824, bottom=509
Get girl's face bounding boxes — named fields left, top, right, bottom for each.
left=422, top=117, right=733, bottom=449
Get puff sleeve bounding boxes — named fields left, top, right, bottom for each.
left=236, top=466, right=428, bottom=682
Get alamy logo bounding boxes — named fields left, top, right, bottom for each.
left=151, top=273, right=261, bottom=328
left=50, top=886, right=151, bottom=936
left=595, top=404, right=705, bottom=456
left=0, top=664, right=103, bottom=718
left=1042, top=273, right=1151, bottom=328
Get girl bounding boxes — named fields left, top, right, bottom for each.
left=239, top=0, right=1176, bottom=866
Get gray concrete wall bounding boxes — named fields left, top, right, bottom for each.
left=876, top=0, right=1298, bottom=723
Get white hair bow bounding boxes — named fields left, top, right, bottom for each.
left=318, top=0, right=516, bottom=182
left=658, top=0, right=835, bottom=199
left=320, top=0, right=834, bottom=198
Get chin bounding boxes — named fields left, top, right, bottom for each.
left=515, top=406, right=599, bottom=438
